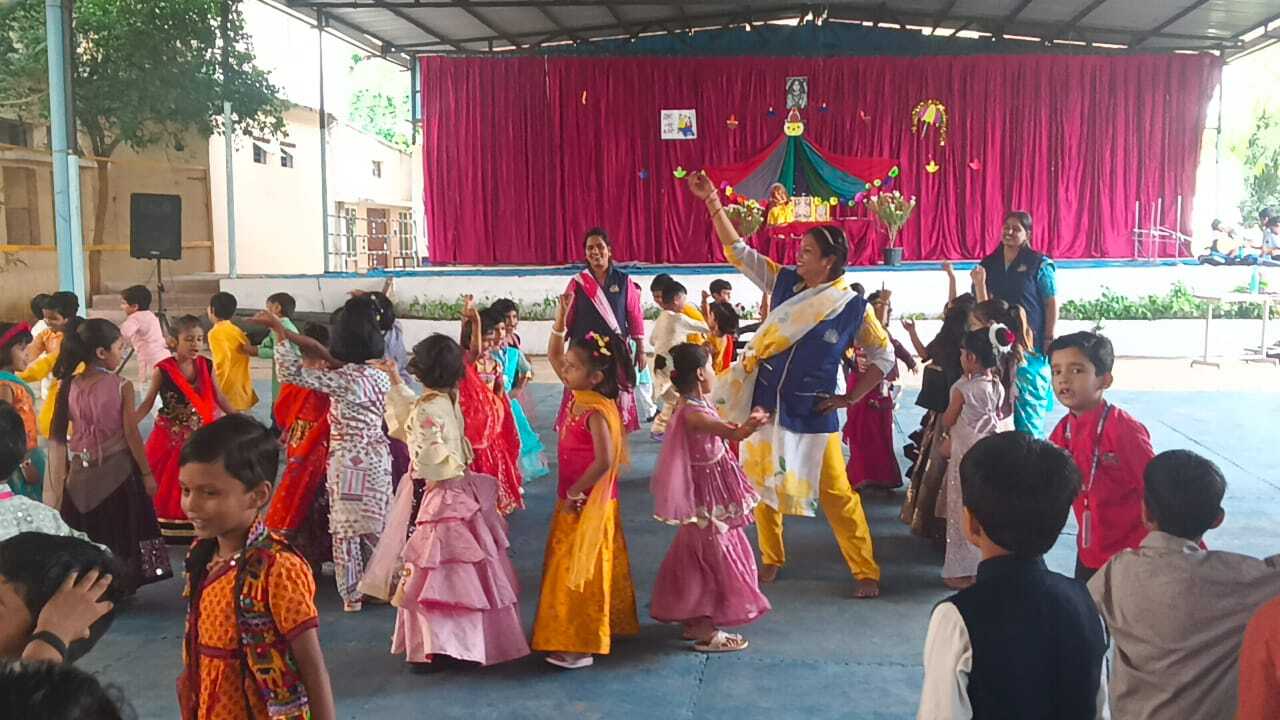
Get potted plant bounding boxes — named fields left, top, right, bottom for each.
left=864, top=190, right=918, bottom=266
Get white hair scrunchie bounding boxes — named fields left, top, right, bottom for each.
left=989, top=323, right=1014, bottom=353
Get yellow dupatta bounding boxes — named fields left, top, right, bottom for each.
left=711, top=274, right=856, bottom=424
left=566, top=389, right=629, bottom=591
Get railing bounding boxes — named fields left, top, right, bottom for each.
left=326, top=210, right=422, bottom=272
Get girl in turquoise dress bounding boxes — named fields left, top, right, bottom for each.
left=488, top=301, right=549, bottom=480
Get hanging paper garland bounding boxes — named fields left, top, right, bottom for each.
left=968, top=159, right=982, bottom=172
left=726, top=114, right=740, bottom=129
left=673, top=166, right=688, bottom=179
left=925, top=160, right=940, bottom=174
left=888, top=166, right=900, bottom=178
left=911, top=99, right=949, bottom=146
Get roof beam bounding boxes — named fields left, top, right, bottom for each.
left=1132, top=0, right=1214, bottom=47
left=602, top=4, right=636, bottom=37
left=1046, top=0, right=1111, bottom=42
left=380, top=5, right=468, bottom=51
left=931, top=0, right=959, bottom=29
left=453, top=0, right=524, bottom=49
left=534, top=6, right=585, bottom=43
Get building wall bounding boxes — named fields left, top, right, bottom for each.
left=0, top=133, right=213, bottom=319
left=209, top=105, right=417, bottom=276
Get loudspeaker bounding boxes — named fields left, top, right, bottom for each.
left=129, top=193, right=182, bottom=260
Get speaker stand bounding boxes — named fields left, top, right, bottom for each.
left=154, top=258, right=169, bottom=330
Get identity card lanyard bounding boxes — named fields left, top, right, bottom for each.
left=1065, top=403, right=1112, bottom=550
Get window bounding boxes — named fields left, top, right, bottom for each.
left=280, top=149, right=294, bottom=168
left=252, top=143, right=267, bottom=164
left=397, top=211, right=414, bottom=256
left=371, top=160, right=382, bottom=178
left=0, top=119, right=29, bottom=147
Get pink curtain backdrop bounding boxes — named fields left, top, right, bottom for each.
left=420, top=53, right=1220, bottom=265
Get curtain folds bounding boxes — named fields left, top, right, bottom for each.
left=421, top=53, right=1220, bottom=265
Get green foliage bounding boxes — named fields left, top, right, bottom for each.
left=1234, top=107, right=1280, bottom=225
left=1060, top=282, right=1279, bottom=321
left=346, top=53, right=411, bottom=151
left=400, top=296, right=560, bottom=321
left=0, top=0, right=284, bottom=157
left=401, top=295, right=764, bottom=322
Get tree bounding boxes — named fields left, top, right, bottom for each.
left=0, top=0, right=285, bottom=285
left=346, top=53, right=411, bottom=151
left=1235, top=107, right=1280, bottom=225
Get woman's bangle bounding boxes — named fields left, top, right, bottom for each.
left=567, top=491, right=587, bottom=502
left=550, top=328, right=566, bottom=337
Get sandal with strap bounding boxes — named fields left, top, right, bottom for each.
left=693, top=631, right=748, bottom=653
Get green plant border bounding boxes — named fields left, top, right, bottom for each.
left=1060, top=281, right=1278, bottom=321
left=399, top=295, right=763, bottom=321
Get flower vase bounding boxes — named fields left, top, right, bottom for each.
left=882, top=229, right=903, bottom=266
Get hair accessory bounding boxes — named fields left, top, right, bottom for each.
left=585, top=331, right=612, bottom=357
left=0, top=321, right=31, bottom=350
left=989, top=323, right=1014, bottom=352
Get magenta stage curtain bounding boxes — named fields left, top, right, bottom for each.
left=421, top=53, right=1220, bottom=265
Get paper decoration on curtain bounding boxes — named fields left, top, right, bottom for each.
left=783, top=109, right=805, bottom=137
left=968, top=159, right=982, bottom=171
left=672, top=166, right=689, bottom=179
left=726, top=114, right=739, bottom=129
left=660, top=110, right=698, bottom=140
left=925, top=160, right=940, bottom=173
left=703, top=113, right=898, bottom=206
left=911, top=99, right=949, bottom=146
left=785, top=77, right=808, bottom=109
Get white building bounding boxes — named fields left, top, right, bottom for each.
left=209, top=105, right=422, bottom=275
left=208, top=1, right=422, bottom=276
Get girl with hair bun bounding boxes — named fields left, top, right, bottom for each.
left=937, top=325, right=1016, bottom=589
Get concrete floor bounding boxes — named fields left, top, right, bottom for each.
left=79, top=377, right=1280, bottom=719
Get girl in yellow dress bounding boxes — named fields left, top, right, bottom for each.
left=531, top=293, right=639, bottom=669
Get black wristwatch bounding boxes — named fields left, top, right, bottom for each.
left=28, top=630, right=69, bottom=660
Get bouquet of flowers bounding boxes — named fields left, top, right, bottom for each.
left=864, top=190, right=918, bottom=248
left=723, top=198, right=765, bottom=238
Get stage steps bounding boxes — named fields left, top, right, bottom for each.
left=89, top=273, right=224, bottom=324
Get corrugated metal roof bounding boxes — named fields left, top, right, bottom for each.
left=277, top=0, right=1280, bottom=65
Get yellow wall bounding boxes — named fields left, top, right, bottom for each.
left=0, top=134, right=213, bottom=319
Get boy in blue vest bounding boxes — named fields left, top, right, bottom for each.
left=917, top=431, right=1109, bottom=719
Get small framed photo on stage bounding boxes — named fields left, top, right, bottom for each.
left=660, top=109, right=698, bottom=140
left=785, top=77, right=808, bottom=109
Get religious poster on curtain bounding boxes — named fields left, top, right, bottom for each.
left=660, top=110, right=697, bottom=140
left=785, top=77, right=808, bottom=109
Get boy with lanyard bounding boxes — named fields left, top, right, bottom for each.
left=1048, top=331, right=1154, bottom=583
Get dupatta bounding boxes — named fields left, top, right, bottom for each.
left=565, top=389, right=628, bottom=591
left=158, top=357, right=217, bottom=426
left=711, top=275, right=856, bottom=424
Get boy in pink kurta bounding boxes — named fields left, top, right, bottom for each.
left=120, top=285, right=171, bottom=387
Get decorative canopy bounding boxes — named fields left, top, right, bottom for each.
left=705, top=111, right=899, bottom=205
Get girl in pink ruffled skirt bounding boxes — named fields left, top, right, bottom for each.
left=359, top=334, right=529, bottom=670
left=650, top=343, right=772, bottom=652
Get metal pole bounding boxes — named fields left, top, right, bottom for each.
left=1214, top=74, right=1224, bottom=222
left=224, top=101, right=237, bottom=278
left=45, top=0, right=84, bottom=304
left=318, top=13, right=332, bottom=274
left=220, top=1, right=237, bottom=278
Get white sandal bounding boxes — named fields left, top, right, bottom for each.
left=545, top=653, right=594, bottom=669
left=693, top=631, right=748, bottom=653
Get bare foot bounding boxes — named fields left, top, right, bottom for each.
left=758, top=564, right=780, bottom=584
left=943, top=576, right=976, bottom=590
left=853, top=578, right=881, bottom=598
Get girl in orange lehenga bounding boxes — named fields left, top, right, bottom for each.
left=530, top=294, right=639, bottom=670
left=458, top=298, right=524, bottom=515
left=266, top=323, right=333, bottom=565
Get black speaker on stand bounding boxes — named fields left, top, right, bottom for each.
left=130, top=193, right=182, bottom=325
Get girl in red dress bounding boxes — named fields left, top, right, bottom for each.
left=266, top=323, right=332, bottom=564
left=458, top=297, right=524, bottom=515
left=139, top=315, right=234, bottom=541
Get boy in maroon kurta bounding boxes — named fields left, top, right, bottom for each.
left=1047, top=331, right=1154, bottom=583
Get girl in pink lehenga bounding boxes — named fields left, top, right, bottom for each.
left=359, top=334, right=529, bottom=670
left=650, top=343, right=771, bottom=652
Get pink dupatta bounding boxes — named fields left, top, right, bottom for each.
left=650, top=402, right=699, bottom=525
left=564, top=267, right=644, bottom=341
